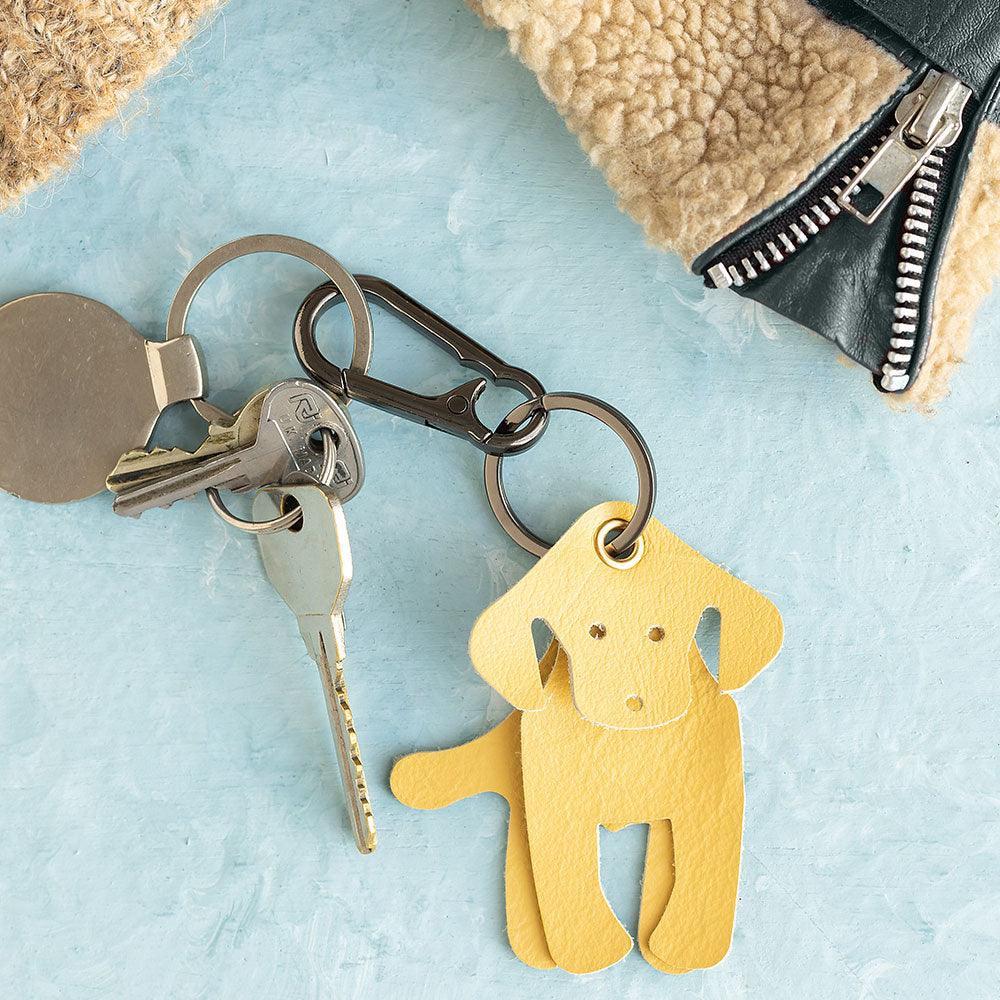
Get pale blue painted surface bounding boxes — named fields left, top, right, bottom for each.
left=1, top=3, right=998, bottom=997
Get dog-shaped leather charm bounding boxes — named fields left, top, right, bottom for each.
left=392, top=502, right=783, bottom=973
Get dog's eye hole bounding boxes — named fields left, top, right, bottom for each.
left=589, top=623, right=607, bottom=639
left=648, top=626, right=665, bottom=642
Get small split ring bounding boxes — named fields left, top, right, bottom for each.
left=205, top=427, right=338, bottom=534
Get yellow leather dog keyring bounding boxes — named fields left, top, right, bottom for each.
left=391, top=396, right=783, bottom=975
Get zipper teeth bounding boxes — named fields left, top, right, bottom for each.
left=705, top=136, right=889, bottom=289
left=879, top=150, right=944, bottom=391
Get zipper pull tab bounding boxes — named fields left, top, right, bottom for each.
left=838, top=69, right=971, bottom=225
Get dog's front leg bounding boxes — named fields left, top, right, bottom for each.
left=646, top=751, right=744, bottom=970
left=525, top=807, right=632, bottom=973
left=521, top=719, right=632, bottom=973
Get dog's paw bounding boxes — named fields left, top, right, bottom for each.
left=547, top=916, right=632, bottom=974
left=647, top=911, right=732, bottom=971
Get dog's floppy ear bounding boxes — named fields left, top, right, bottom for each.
left=468, top=507, right=606, bottom=712
left=469, top=576, right=566, bottom=711
left=706, top=565, right=784, bottom=692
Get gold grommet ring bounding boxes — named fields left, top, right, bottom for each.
left=594, top=518, right=645, bottom=569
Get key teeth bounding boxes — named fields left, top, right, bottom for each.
left=336, top=672, right=376, bottom=822
left=106, top=444, right=208, bottom=491
left=118, top=445, right=169, bottom=461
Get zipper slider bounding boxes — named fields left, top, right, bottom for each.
left=838, top=70, right=971, bottom=225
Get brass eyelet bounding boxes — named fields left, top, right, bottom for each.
left=594, top=518, right=645, bottom=570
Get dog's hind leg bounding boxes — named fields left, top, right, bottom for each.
left=524, top=803, right=633, bottom=973
left=503, top=766, right=554, bottom=969
left=390, top=709, right=554, bottom=969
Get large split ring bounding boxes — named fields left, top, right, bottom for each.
left=165, top=235, right=374, bottom=422
left=483, top=393, right=656, bottom=559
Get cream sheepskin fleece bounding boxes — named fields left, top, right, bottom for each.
left=0, top=1, right=994, bottom=403
left=470, top=0, right=906, bottom=262
left=902, top=122, right=1000, bottom=409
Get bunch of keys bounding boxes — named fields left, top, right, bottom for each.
left=106, top=376, right=377, bottom=854
left=0, top=235, right=551, bottom=855
left=0, top=239, right=380, bottom=850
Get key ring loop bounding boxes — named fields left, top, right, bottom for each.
left=204, top=427, right=339, bottom=534
left=166, top=235, right=374, bottom=423
left=483, top=393, right=656, bottom=559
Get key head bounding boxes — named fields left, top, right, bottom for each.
left=254, top=481, right=353, bottom=663
left=250, top=379, right=364, bottom=502
left=0, top=293, right=205, bottom=502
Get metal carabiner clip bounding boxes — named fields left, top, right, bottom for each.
left=293, top=277, right=547, bottom=455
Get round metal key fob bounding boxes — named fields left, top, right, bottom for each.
left=0, top=293, right=205, bottom=503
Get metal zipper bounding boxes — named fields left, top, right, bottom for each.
left=838, top=69, right=969, bottom=224
left=879, top=147, right=949, bottom=390
left=702, top=69, right=973, bottom=391
left=703, top=139, right=883, bottom=291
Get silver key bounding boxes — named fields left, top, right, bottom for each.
left=107, top=388, right=268, bottom=493
left=0, top=292, right=205, bottom=503
left=253, top=481, right=376, bottom=854
left=110, top=379, right=364, bottom=518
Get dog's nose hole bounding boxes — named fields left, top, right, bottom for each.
left=589, top=623, right=607, bottom=639
left=647, top=626, right=665, bottom=642
left=626, top=695, right=643, bottom=712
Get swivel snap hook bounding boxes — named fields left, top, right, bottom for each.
left=293, top=277, right=547, bottom=455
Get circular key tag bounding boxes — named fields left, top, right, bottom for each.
left=0, top=293, right=205, bottom=503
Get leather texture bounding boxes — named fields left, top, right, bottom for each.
left=391, top=502, right=784, bottom=974
left=812, top=0, right=1000, bottom=96
left=467, top=502, right=782, bottom=730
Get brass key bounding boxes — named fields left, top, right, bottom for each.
left=253, top=480, right=376, bottom=854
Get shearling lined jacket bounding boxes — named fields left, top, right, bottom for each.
left=473, top=0, right=1000, bottom=404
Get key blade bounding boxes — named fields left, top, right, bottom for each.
left=107, top=445, right=226, bottom=492
left=111, top=425, right=307, bottom=515
left=254, top=482, right=373, bottom=854
left=316, top=632, right=377, bottom=854
left=106, top=389, right=266, bottom=495
left=111, top=450, right=244, bottom=517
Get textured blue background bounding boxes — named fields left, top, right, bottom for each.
left=1, top=2, right=998, bottom=997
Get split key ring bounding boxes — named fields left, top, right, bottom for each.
left=484, top=393, right=657, bottom=560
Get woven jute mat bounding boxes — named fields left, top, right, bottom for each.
left=0, top=0, right=218, bottom=213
